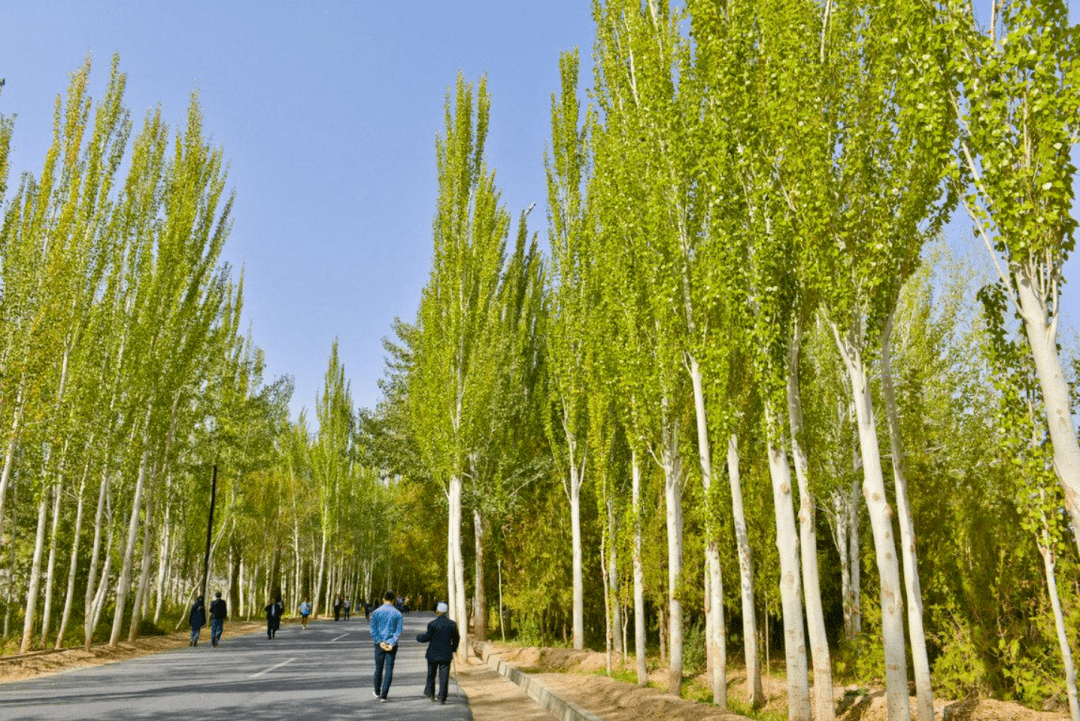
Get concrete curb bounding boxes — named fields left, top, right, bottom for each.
left=473, top=642, right=603, bottom=721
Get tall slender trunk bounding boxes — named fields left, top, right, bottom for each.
left=449, top=474, right=468, bottom=660
left=84, top=472, right=109, bottom=650
left=153, top=475, right=172, bottom=625
left=632, top=450, right=648, bottom=687
left=689, top=356, right=726, bottom=706
left=0, top=393, right=25, bottom=543
left=20, top=495, right=50, bottom=652
left=57, top=475, right=87, bottom=647
left=764, top=404, right=811, bottom=721
left=314, top=511, right=328, bottom=619
left=661, top=417, right=684, bottom=697
left=727, top=434, right=763, bottom=707
left=787, top=329, right=834, bottom=721
left=607, top=496, right=622, bottom=655
left=110, top=441, right=152, bottom=647
left=41, top=484, right=63, bottom=648
left=1040, top=526, right=1080, bottom=721
left=832, top=323, right=909, bottom=721
left=568, top=444, right=585, bottom=650
left=881, top=316, right=933, bottom=721
left=1015, top=266, right=1080, bottom=559
left=473, top=507, right=487, bottom=641
left=129, top=481, right=156, bottom=641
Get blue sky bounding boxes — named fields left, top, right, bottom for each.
left=0, top=1, right=1076, bottom=421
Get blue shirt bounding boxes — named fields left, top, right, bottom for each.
left=370, top=603, right=403, bottom=646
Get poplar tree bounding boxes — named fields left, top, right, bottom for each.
left=949, top=0, right=1080, bottom=558
left=412, top=73, right=509, bottom=660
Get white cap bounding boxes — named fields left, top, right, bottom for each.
left=437, top=602, right=449, bottom=613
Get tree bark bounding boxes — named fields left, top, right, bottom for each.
left=84, top=472, right=109, bottom=650
left=450, top=474, right=469, bottom=660
left=41, top=484, right=63, bottom=648
left=1040, top=534, right=1080, bottom=721
left=56, top=476, right=87, bottom=647
left=110, top=442, right=151, bottom=647
left=20, top=495, right=50, bottom=652
left=632, top=450, right=649, bottom=687
left=1014, top=267, right=1080, bottom=561
left=689, top=356, right=726, bottom=706
left=662, top=419, right=684, bottom=697
left=832, top=325, right=910, bottom=721
left=727, top=434, right=763, bottom=707
left=129, top=481, right=156, bottom=641
left=607, top=496, right=622, bottom=656
left=764, top=405, right=812, bottom=721
left=881, top=316, right=933, bottom=721
left=473, top=507, right=487, bottom=641
left=569, top=447, right=585, bottom=650
left=787, top=331, right=835, bottom=721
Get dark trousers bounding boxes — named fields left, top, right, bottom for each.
left=425, top=660, right=451, bottom=702
left=373, top=643, right=398, bottom=698
left=210, top=618, right=224, bottom=645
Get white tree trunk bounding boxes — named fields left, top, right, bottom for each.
left=689, top=356, right=726, bottom=706
left=570, top=451, right=585, bottom=650
left=450, top=474, right=469, bottom=660
left=84, top=472, right=109, bottom=650
left=56, top=476, right=86, bottom=648
left=727, top=434, right=763, bottom=708
left=153, top=477, right=172, bottom=625
left=1015, top=268, right=1080, bottom=559
left=632, top=450, right=649, bottom=687
left=0, top=395, right=24, bottom=543
left=764, top=405, right=812, bottom=721
left=314, top=514, right=328, bottom=619
left=20, top=495, right=50, bottom=652
left=607, top=496, right=622, bottom=656
left=110, top=444, right=151, bottom=647
left=849, top=476, right=862, bottom=636
left=41, top=484, right=63, bottom=648
left=833, top=326, right=910, bottom=721
left=1041, top=537, right=1080, bottom=721
left=474, top=507, right=487, bottom=641
left=787, top=336, right=835, bottom=721
left=662, top=421, right=684, bottom=697
left=129, top=481, right=156, bottom=641
left=881, top=319, right=933, bottom=721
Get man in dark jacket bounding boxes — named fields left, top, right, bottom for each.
left=189, top=596, right=206, bottom=646
left=209, top=591, right=227, bottom=647
left=416, top=602, right=460, bottom=704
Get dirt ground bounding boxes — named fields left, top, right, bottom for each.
left=0, top=628, right=1071, bottom=721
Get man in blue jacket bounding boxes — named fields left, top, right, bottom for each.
left=369, top=591, right=403, bottom=702
left=416, top=601, right=460, bottom=704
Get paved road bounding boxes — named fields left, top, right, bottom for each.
left=0, top=612, right=471, bottom=721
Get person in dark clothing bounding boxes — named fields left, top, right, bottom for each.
left=333, top=594, right=343, bottom=621
left=189, top=596, right=207, bottom=646
left=416, top=601, right=460, bottom=704
left=209, top=591, right=227, bottom=647
left=265, top=596, right=282, bottom=639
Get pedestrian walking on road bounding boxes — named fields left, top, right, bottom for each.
left=209, top=592, right=227, bottom=647
left=369, top=591, right=403, bottom=702
left=299, top=598, right=312, bottom=629
left=344, top=598, right=351, bottom=621
left=189, top=596, right=206, bottom=646
left=333, top=594, right=343, bottom=621
left=265, top=596, right=282, bottom=639
left=417, top=601, right=460, bottom=704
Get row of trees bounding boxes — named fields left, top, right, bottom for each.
left=380, top=0, right=1080, bottom=720
left=0, top=58, right=412, bottom=657
left=2, top=2, right=1078, bottom=720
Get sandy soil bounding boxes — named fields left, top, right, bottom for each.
left=0, top=630, right=1071, bottom=721
left=477, top=642, right=1072, bottom=721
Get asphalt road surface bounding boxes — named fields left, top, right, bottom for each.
left=0, top=611, right=471, bottom=721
